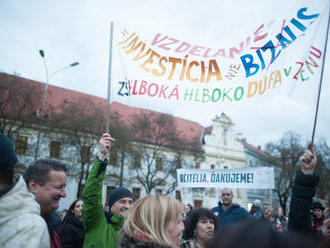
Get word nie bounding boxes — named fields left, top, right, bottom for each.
left=225, top=64, right=241, bottom=80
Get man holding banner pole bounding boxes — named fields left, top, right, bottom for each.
left=211, top=188, right=250, bottom=229
left=288, top=145, right=319, bottom=234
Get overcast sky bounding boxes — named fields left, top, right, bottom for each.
left=1, top=0, right=329, bottom=148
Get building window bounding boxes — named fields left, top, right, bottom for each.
left=15, top=135, right=28, bottom=155
left=211, top=164, right=215, bottom=169
left=194, top=200, right=202, bottom=208
left=195, top=162, right=200, bottom=169
left=175, top=190, right=182, bottom=201
left=175, top=158, right=182, bottom=168
left=156, top=189, right=162, bottom=196
left=222, top=128, right=228, bottom=146
left=81, top=146, right=91, bottom=164
left=106, top=186, right=116, bottom=202
left=133, top=188, right=141, bottom=199
left=133, top=153, right=141, bottom=168
left=223, top=166, right=228, bottom=169
left=50, top=141, right=61, bottom=158
left=110, top=149, right=118, bottom=166
left=156, top=157, right=163, bottom=170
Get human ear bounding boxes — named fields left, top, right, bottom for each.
left=28, top=179, right=40, bottom=194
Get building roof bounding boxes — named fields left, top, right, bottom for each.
left=0, top=72, right=205, bottom=151
left=1, top=72, right=282, bottom=158
left=238, top=138, right=281, bottom=165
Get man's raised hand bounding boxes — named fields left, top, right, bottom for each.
left=300, top=144, right=317, bottom=175
left=98, top=133, right=115, bottom=161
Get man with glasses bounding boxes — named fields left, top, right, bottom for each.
left=24, top=159, right=67, bottom=248
left=211, top=188, right=250, bottom=229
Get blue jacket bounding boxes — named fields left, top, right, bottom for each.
left=211, top=202, right=250, bottom=229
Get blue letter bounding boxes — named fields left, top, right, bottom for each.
left=297, top=7, right=319, bottom=20
left=240, top=54, right=260, bottom=78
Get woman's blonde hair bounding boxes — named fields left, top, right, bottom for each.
left=123, top=195, right=183, bottom=247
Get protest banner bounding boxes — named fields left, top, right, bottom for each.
left=177, top=167, right=275, bottom=189
left=108, top=2, right=328, bottom=117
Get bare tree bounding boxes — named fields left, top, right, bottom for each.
left=129, top=111, right=200, bottom=195
left=314, top=139, right=330, bottom=201
left=0, top=73, right=42, bottom=137
left=51, top=96, right=105, bottom=198
left=108, top=112, right=134, bottom=187
left=265, top=131, right=304, bottom=215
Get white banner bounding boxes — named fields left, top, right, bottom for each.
left=177, top=167, right=274, bottom=189
left=110, top=2, right=329, bottom=122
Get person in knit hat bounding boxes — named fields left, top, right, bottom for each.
left=82, top=133, right=134, bottom=248
left=0, top=134, right=50, bottom=247
left=312, top=201, right=325, bottom=233
left=108, top=187, right=134, bottom=216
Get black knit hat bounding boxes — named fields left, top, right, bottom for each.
left=108, top=187, right=134, bottom=209
left=0, top=134, right=18, bottom=167
left=312, top=201, right=325, bottom=211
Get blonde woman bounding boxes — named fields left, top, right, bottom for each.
left=119, top=195, right=184, bottom=248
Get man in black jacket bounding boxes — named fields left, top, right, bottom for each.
left=288, top=145, right=318, bottom=233
left=288, top=145, right=329, bottom=247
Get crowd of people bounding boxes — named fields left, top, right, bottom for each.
left=0, top=133, right=329, bottom=248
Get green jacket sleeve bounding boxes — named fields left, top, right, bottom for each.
left=82, top=158, right=108, bottom=231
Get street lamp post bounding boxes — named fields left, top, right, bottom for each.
left=34, top=50, right=79, bottom=159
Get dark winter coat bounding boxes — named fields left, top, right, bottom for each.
left=43, top=213, right=62, bottom=248
left=287, top=170, right=330, bottom=248
left=58, top=214, right=85, bottom=248
left=288, top=170, right=319, bottom=233
left=46, top=211, right=63, bottom=231
left=119, top=233, right=174, bottom=248
left=211, top=202, right=250, bottom=229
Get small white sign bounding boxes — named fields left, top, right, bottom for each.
left=177, top=167, right=274, bottom=189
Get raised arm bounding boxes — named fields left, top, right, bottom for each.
left=288, top=145, right=319, bottom=233
left=82, top=133, right=115, bottom=231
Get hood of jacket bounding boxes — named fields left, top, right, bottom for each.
left=0, top=176, right=50, bottom=248
left=119, top=233, right=174, bottom=248
left=0, top=175, right=41, bottom=226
